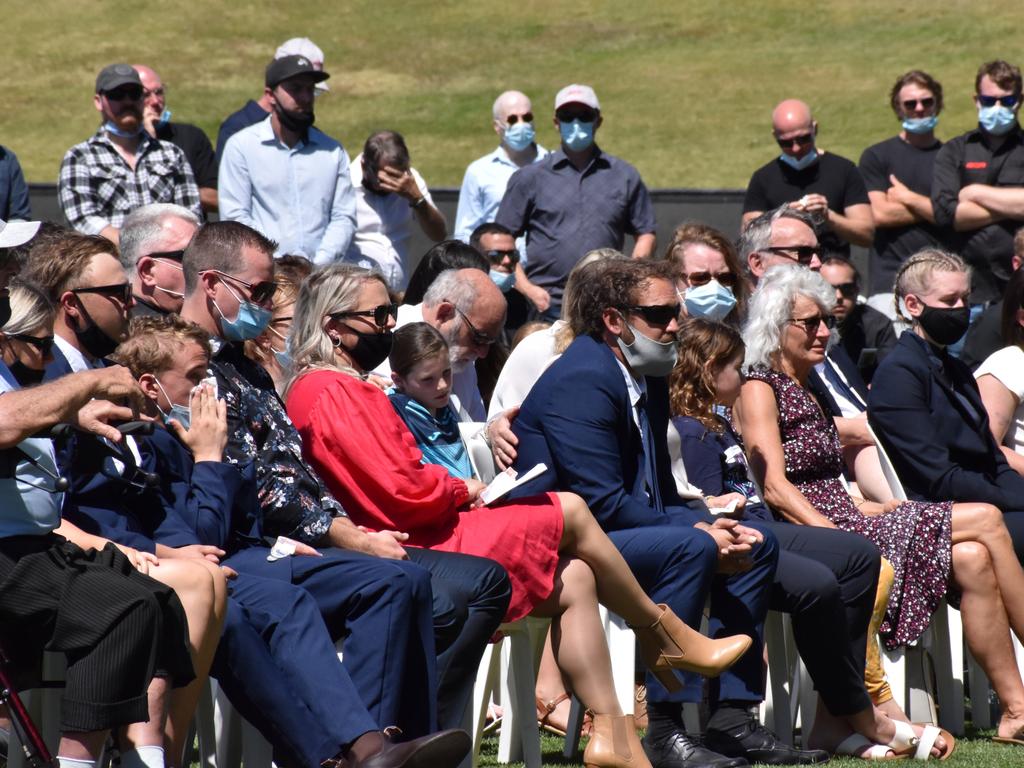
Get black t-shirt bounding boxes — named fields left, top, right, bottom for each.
left=858, top=136, right=946, bottom=295
left=743, top=151, right=869, bottom=258
left=960, top=300, right=1004, bottom=370
left=157, top=122, right=217, bottom=188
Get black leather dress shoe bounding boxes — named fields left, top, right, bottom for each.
left=642, top=728, right=749, bottom=768
left=705, top=718, right=829, bottom=765
left=358, top=729, right=471, bottom=768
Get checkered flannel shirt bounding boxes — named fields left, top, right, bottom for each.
left=58, top=127, right=202, bottom=234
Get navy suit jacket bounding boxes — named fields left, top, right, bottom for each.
left=868, top=331, right=1024, bottom=510
left=42, top=344, right=75, bottom=382
left=807, top=345, right=869, bottom=418
left=509, top=334, right=710, bottom=531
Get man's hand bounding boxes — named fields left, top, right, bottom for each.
left=377, top=166, right=422, bottom=202
left=522, top=283, right=551, bottom=313
left=887, top=175, right=914, bottom=206
left=169, top=383, right=227, bottom=462
left=698, top=518, right=762, bottom=574
left=87, top=366, right=147, bottom=412
left=488, top=407, right=520, bottom=469
left=365, top=373, right=391, bottom=392
left=356, top=526, right=410, bottom=560
left=791, top=193, right=830, bottom=219
left=706, top=492, right=747, bottom=512
left=73, top=400, right=145, bottom=442
left=165, top=544, right=226, bottom=563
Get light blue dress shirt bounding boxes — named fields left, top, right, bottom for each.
left=218, top=116, right=357, bottom=266
left=454, top=144, right=548, bottom=248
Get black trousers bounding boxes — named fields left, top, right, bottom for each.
left=0, top=535, right=194, bottom=733
left=761, top=521, right=879, bottom=717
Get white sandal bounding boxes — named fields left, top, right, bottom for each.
left=886, top=720, right=955, bottom=761
left=834, top=733, right=906, bottom=761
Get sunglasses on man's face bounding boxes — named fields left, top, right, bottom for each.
left=832, top=281, right=859, bottom=299
left=330, top=302, right=399, bottom=329
left=977, top=93, right=1020, bottom=108
left=9, top=334, right=55, bottom=354
left=556, top=108, right=598, bottom=123
left=484, top=248, right=520, bottom=266
left=506, top=113, right=533, bottom=125
left=775, top=132, right=814, bottom=149
left=761, top=245, right=823, bottom=266
left=620, top=303, right=682, bottom=326
left=206, top=270, right=278, bottom=305
left=104, top=86, right=144, bottom=102
left=684, top=271, right=738, bottom=288
left=902, top=97, right=936, bottom=111
left=72, top=282, right=133, bottom=305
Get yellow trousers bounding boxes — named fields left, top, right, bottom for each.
left=864, top=557, right=896, bottom=704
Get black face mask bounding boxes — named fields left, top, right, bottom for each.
left=274, top=102, right=315, bottom=134
left=8, top=359, right=45, bottom=387
left=0, top=293, right=11, bottom=328
left=342, top=329, right=393, bottom=372
left=917, top=304, right=971, bottom=347
left=73, top=300, right=121, bottom=360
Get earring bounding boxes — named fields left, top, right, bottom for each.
left=330, top=335, right=341, bottom=348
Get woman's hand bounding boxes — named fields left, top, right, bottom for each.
left=464, top=478, right=488, bottom=506
left=115, top=543, right=159, bottom=574
left=707, top=492, right=747, bottom=513
left=169, top=384, right=227, bottom=462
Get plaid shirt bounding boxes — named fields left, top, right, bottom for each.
left=58, top=127, right=201, bottom=234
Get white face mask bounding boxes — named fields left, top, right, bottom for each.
left=616, top=321, right=679, bottom=377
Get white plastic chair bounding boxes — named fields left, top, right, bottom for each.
left=8, top=653, right=65, bottom=768
left=459, top=422, right=498, bottom=483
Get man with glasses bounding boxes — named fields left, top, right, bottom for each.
left=497, top=84, right=656, bottom=320
left=134, top=65, right=219, bottom=214
left=468, top=222, right=532, bottom=334
left=742, top=99, right=874, bottom=260
left=21, top=231, right=134, bottom=377
left=120, top=203, right=201, bottom=318
left=859, top=71, right=948, bottom=318
left=59, top=64, right=201, bottom=246
left=932, top=59, right=1024, bottom=309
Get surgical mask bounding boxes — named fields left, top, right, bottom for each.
left=274, top=102, right=315, bottom=133
left=8, top=360, right=44, bottom=388
left=917, top=304, right=971, bottom=346
left=155, top=285, right=185, bottom=300
left=273, top=349, right=292, bottom=370
left=559, top=119, right=594, bottom=152
left=489, top=269, right=516, bottom=293
left=902, top=115, right=938, bottom=134
left=616, top=321, right=678, bottom=377
left=104, top=120, right=143, bottom=138
left=683, top=280, right=737, bottom=322
left=213, top=282, right=272, bottom=342
left=978, top=105, right=1017, bottom=135
left=503, top=121, right=535, bottom=152
left=779, top=149, right=818, bottom=171
left=340, top=329, right=393, bottom=371
left=154, top=378, right=191, bottom=430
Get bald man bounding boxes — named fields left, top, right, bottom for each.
left=134, top=64, right=218, bottom=212
left=455, top=90, right=551, bottom=311
left=743, top=99, right=874, bottom=259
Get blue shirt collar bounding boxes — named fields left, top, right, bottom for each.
left=0, top=359, right=18, bottom=390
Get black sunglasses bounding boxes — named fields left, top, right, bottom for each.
left=9, top=334, right=55, bottom=354
left=506, top=113, right=533, bottom=125
left=148, top=249, right=185, bottom=262
left=453, top=306, right=498, bottom=346
left=788, top=314, right=836, bottom=334
left=684, top=271, right=738, bottom=288
left=832, top=281, right=859, bottom=299
left=556, top=108, right=598, bottom=123
left=72, top=282, right=133, bottom=304
left=484, top=248, right=520, bottom=266
left=620, top=303, right=682, bottom=326
left=978, top=93, right=1020, bottom=108
left=775, top=133, right=814, bottom=149
left=902, top=97, right=936, bottom=110
left=330, top=302, right=399, bottom=329
left=205, top=270, right=278, bottom=305
left=104, top=86, right=144, bottom=102
left=761, top=245, right=823, bottom=265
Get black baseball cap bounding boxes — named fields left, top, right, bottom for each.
left=265, top=55, right=330, bottom=89
left=96, top=63, right=142, bottom=93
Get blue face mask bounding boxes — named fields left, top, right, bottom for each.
left=978, top=104, right=1017, bottom=135
left=273, top=349, right=292, bottom=370
left=902, top=115, right=938, bottom=134
left=213, top=282, right=272, bottom=341
left=154, top=379, right=191, bottom=430
left=104, top=120, right=143, bottom=138
left=559, top=119, right=595, bottom=152
left=779, top=149, right=818, bottom=171
left=503, top=121, right=535, bottom=152
left=682, top=280, right=737, bottom=323
left=489, top=269, right=516, bottom=293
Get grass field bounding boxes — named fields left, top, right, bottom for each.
left=3, top=0, right=1023, bottom=190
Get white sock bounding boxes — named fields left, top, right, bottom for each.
left=57, top=757, right=97, bottom=768
left=120, top=745, right=166, bottom=768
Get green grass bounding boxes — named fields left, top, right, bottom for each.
left=477, top=728, right=1024, bottom=767
left=3, top=0, right=1023, bottom=189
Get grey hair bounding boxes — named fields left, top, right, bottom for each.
left=120, top=204, right=201, bottom=278
left=738, top=205, right=818, bottom=271
left=2, top=278, right=55, bottom=336
left=423, top=269, right=478, bottom=313
left=286, top=264, right=387, bottom=392
left=742, top=264, right=834, bottom=370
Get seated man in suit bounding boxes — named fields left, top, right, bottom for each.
left=509, top=259, right=847, bottom=768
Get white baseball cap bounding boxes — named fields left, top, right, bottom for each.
left=554, top=84, right=600, bottom=111
left=0, top=219, right=40, bottom=249
left=275, top=38, right=329, bottom=91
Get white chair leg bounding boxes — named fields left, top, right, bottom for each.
left=495, top=622, right=541, bottom=768
left=470, top=641, right=500, bottom=768
left=931, top=603, right=964, bottom=735
left=606, top=611, right=636, bottom=716
left=882, top=646, right=908, bottom=717
left=194, top=679, right=219, bottom=768
left=763, top=612, right=793, bottom=744
left=213, top=681, right=243, bottom=768
left=966, top=645, right=992, bottom=729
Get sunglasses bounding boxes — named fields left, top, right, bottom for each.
left=977, top=93, right=1020, bottom=108
left=832, top=281, right=858, bottom=299
left=104, top=86, right=144, bottom=102
left=484, top=248, right=520, bottom=266
left=620, top=303, right=682, bottom=326
left=330, top=302, right=399, bottom=329
left=205, top=270, right=278, bottom=305
left=684, top=271, right=738, bottom=288
left=556, top=108, right=598, bottom=123
left=454, top=306, right=498, bottom=346
left=775, top=132, right=814, bottom=149
left=9, top=334, right=55, bottom=354
left=148, top=249, right=185, bottom=261
left=788, top=314, right=836, bottom=334
left=761, top=245, right=823, bottom=265
left=506, top=113, right=533, bottom=125
left=902, top=97, right=936, bottom=110
left=72, top=282, right=133, bottom=304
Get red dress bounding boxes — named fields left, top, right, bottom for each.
left=286, top=368, right=564, bottom=622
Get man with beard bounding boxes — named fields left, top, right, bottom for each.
left=218, top=55, right=357, bottom=266
left=59, top=64, right=201, bottom=245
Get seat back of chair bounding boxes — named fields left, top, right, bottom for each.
left=459, top=422, right=498, bottom=483
left=866, top=421, right=908, bottom=501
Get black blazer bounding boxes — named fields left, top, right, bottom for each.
left=867, top=331, right=1024, bottom=510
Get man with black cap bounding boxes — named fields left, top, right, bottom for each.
left=58, top=63, right=201, bottom=245
left=219, top=55, right=356, bottom=266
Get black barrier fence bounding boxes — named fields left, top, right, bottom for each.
left=26, top=184, right=870, bottom=277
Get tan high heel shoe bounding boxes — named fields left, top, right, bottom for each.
left=631, top=604, right=752, bottom=692
left=583, top=714, right=651, bottom=768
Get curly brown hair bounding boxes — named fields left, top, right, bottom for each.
left=111, top=314, right=211, bottom=378
left=669, top=318, right=745, bottom=431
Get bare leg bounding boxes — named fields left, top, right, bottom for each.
left=119, top=676, right=170, bottom=750
left=843, top=445, right=891, bottom=504
left=534, top=628, right=573, bottom=732
left=807, top=699, right=947, bottom=758
left=951, top=540, right=1024, bottom=741
left=57, top=731, right=110, bottom=762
